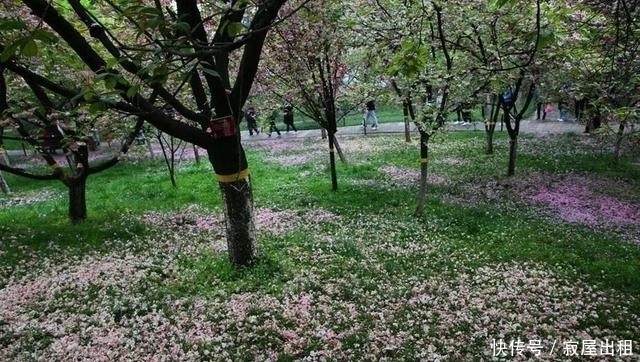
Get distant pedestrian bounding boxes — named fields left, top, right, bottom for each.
left=283, top=105, right=297, bottom=133
left=544, top=103, right=553, bottom=120
left=365, top=99, right=379, bottom=130
left=558, top=101, right=569, bottom=122
left=267, top=109, right=281, bottom=137
left=245, top=106, right=260, bottom=136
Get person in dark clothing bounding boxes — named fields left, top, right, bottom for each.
left=245, top=107, right=260, bottom=136
left=267, top=109, right=281, bottom=137
left=365, top=99, right=379, bottom=129
left=283, top=105, right=297, bottom=133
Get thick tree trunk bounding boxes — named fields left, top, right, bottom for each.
left=207, top=123, right=256, bottom=267
left=415, top=132, right=430, bottom=216
left=219, top=178, right=256, bottom=266
left=68, top=177, right=87, bottom=223
left=507, top=137, right=518, bottom=176
left=68, top=143, right=90, bottom=223
left=486, top=130, right=494, bottom=154
left=328, top=132, right=338, bottom=191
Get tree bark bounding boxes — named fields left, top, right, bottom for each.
left=207, top=126, right=257, bottom=267
left=415, top=131, right=430, bottom=216
left=333, top=135, right=347, bottom=164
left=0, top=171, right=9, bottom=194
left=484, top=95, right=500, bottom=154
left=0, top=147, right=10, bottom=166
left=486, top=131, right=494, bottom=154
left=193, top=145, right=201, bottom=164
left=68, top=177, right=87, bottom=223
left=219, top=178, right=256, bottom=266
left=507, top=138, right=518, bottom=177
left=403, top=101, right=411, bottom=143
left=613, top=122, right=625, bottom=166
left=328, top=132, right=338, bottom=191
left=68, top=143, right=89, bottom=223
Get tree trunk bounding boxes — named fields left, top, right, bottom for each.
left=507, top=137, right=518, bottom=176
left=415, top=131, right=430, bottom=216
left=613, top=122, right=625, bottom=166
left=193, top=145, right=201, bottom=164
left=333, top=135, right=347, bottom=164
left=328, top=131, right=338, bottom=191
left=0, top=147, right=10, bottom=166
left=403, top=102, right=411, bottom=143
left=0, top=171, right=9, bottom=194
left=219, top=178, right=256, bottom=266
left=486, top=130, right=494, bottom=154
left=68, top=143, right=90, bottom=223
left=207, top=125, right=256, bottom=267
left=68, top=177, right=87, bottom=223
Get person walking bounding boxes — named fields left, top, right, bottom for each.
left=558, top=101, right=569, bottom=122
left=245, top=106, right=260, bottom=136
left=365, top=99, right=379, bottom=130
left=267, top=108, right=282, bottom=137
left=283, top=105, right=297, bottom=133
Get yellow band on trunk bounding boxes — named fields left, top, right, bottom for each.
left=216, top=168, right=250, bottom=183
left=420, top=158, right=428, bottom=164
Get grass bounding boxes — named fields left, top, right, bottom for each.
left=1, top=130, right=639, bottom=361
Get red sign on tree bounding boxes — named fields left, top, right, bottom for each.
left=207, top=116, right=237, bottom=139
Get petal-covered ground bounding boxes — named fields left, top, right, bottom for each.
left=512, top=173, right=640, bottom=244
left=2, top=231, right=639, bottom=361
left=1, top=132, right=639, bottom=361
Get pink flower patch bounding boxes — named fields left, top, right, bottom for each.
left=526, top=181, right=640, bottom=228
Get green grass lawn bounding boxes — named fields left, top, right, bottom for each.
left=1, top=131, right=639, bottom=361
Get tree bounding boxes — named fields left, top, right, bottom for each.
left=1, top=0, right=287, bottom=266
left=364, top=0, right=485, bottom=216
left=565, top=0, right=640, bottom=163
left=258, top=0, right=361, bottom=191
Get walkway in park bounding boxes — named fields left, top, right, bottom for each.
left=2, top=117, right=584, bottom=160
left=240, top=117, right=586, bottom=141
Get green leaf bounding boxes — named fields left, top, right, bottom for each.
left=227, top=22, right=244, bottom=37
left=537, top=30, right=556, bottom=49
left=31, top=29, right=58, bottom=44
left=106, top=57, right=120, bottom=69
left=21, top=38, right=38, bottom=57
left=126, top=84, right=140, bottom=98
left=493, top=0, right=514, bottom=8
left=0, top=19, right=27, bottom=30
left=0, top=40, right=20, bottom=61
left=174, top=21, right=191, bottom=34
left=104, top=76, right=118, bottom=90
left=89, top=101, right=106, bottom=113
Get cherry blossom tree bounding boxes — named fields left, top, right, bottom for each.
left=1, top=0, right=287, bottom=266
left=0, top=5, right=146, bottom=222
left=257, top=0, right=364, bottom=191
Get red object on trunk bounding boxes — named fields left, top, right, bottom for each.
left=208, top=116, right=237, bottom=139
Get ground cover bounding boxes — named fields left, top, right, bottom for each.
left=0, top=130, right=639, bottom=361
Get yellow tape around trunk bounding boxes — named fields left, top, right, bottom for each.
left=215, top=168, right=250, bottom=183
left=420, top=158, right=428, bottom=164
